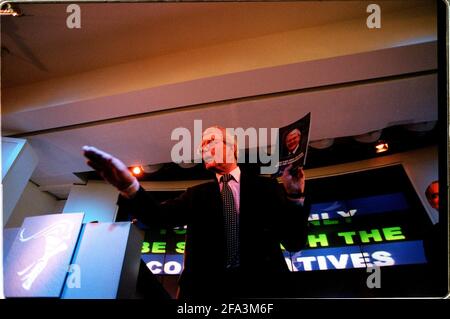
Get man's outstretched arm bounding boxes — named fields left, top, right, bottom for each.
left=83, top=145, right=140, bottom=198
left=83, top=145, right=191, bottom=228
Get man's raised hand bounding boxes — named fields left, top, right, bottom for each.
left=281, top=164, right=305, bottom=197
left=83, top=146, right=138, bottom=195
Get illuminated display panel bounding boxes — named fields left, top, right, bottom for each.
left=139, top=165, right=432, bottom=272
left=286, top=192, right=426, bottom=272
left=130, top=164, right=444, bottom=296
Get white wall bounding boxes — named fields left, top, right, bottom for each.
left=54, top=200, right=67, bottom=213
left=2, top=138, right=39, bottom=226
left=5, top=181, right=59, bottom=228
left=63, top=180, right=119, bottom=223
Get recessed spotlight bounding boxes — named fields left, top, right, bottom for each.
left=131, top=166, right=143, bottom=176
left=375, top=140, right=389, bottom=153
left=0, top=3, right=22, bottom=16
left=403, top=121, right=437, bottom=132
left=310, top=138, right=334, bottom=150
left=178, top=162, right=198, bottom=169
left=142, top=164, right=164, bottom=173
left=354, top=130, right=382, bottom=143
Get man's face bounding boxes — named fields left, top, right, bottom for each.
left=201, top=128, right=236, bottom=172
left=426, top=182, right=439, bottom=210
left=285, top=131, right=301, bottom=153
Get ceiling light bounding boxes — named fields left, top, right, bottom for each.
left=375, top=140, right=389, bottom=154
left=142, top=164, right=164, bottom=174
left=0, top=3, right=22, bottom=16
left=310, top=138, right=334, bottom=150
left=131, top=166, right=143, bottom=176
left=353, top=130, right=382, bottom=143
left=403, top=121, right=437, bottom=132
left=178, top=162, right=198, bottom=169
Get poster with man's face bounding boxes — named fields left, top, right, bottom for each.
left=275, top=112, right=311, bottom=177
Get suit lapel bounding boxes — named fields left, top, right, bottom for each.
left=211, top=179, right=222, bottom=211
left=208, top=178, right=227, bottom=266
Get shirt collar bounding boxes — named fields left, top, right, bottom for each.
left=216, top=166, right=241, bottom=184
left=290, top=144, right=299, bottom=155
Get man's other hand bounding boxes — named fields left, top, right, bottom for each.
left=281, top=164, right=305, bottom=197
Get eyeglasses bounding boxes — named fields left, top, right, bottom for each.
left=197, top=138, right=237, bottom=156
left=196, top=139, right=221, bottom=155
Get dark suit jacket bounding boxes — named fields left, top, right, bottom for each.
left=281, top=145, right=302, bottom=159
left=118, top=169, right=310, bottom=298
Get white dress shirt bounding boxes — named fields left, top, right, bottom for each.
left=289, top=144, right=299, bottom=156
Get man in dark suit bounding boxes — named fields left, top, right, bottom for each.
left=83, top=126, right=310, bottom=299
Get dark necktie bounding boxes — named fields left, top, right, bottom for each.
left=221, top=174, right=240, bottom=269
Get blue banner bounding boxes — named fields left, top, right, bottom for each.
left=288, top=240, right=426, bottom=271
left=309, top=192, right=409, bottom=220
left=142, top=254, right=184, bottom=275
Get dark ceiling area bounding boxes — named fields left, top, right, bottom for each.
left=78, top=122, right=439, bottom=183
left=305, top=123, right=439, bottom=169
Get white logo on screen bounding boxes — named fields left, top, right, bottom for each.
left=17, top=221, right=74, bottom=290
